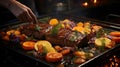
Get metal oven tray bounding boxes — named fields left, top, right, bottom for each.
left=0, top=14, right=120, bottom=67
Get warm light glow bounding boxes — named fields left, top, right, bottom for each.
left=93, top=0, right=97, bottom=4
left=82, top=2, right=88, bottom=7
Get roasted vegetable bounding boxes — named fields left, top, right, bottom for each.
left=77, top=22, right=83, bottom=27
left=22, top=41, right=35, bottom=50
left=60, top=49, right=70, bottom=55
left=111, top=36, right=120, bottom=43
left=2, top=35, right=9, bottom=41
left=74, top=51, right=86, bottom=59
left=74, top=57, right=86, bottom=64
left=49, top=18, right=59, bottom=26
left=110, top=31, right=120, bottom=37
left=109, top=31, right=120, bottom=43
left=54, top=45, right=63, bottom=52
left=45, top=52, right=63, bottom=62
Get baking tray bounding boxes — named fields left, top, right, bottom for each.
left=0, top=14, right=120, bottom=67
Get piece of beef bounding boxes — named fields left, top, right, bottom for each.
left=45, top=28, right=87, bottom=47
left=19, top=21, right=93, bottom=48
left=44, top=20, right=90, bottom=47
left=19, top=23, right=52, bottom=39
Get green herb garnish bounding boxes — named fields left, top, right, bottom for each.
left=99, top=38, right=105, bottom=51
left=96, top=28, right=104, bottom=38
left=51, top=23, right=62, bottom=35
left=69, top=34, right=77, bottom=41
left=42, top=46, right=48, bottom=55
left=25, top=36, right=36, bottom=41
left=39, top=17, right=51, bottom=23
left=35, top=25, right=42, bottom=31
left=69, top=31, right=83, bottom=42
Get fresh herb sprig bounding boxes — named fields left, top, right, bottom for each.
left=35, top=25, right=42, bottom=32
left=99, top=38, right=105, bottom=52
left=96, top=28, right=105, bottom=38
left=51, top=23, right=62, bottom=35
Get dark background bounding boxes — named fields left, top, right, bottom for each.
left=0, top=0, right=120, bottom=24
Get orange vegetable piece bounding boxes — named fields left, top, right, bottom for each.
left=72, top=26, right=85, bottom=34
left=54, top=45, right=63, bottom=52
left=22, top=41, right=35, bottom=50
left=111, top=36, right=120, bottom=43
left=110, top=31, right=120, bottom=37
left=63, top=19, right=70, bottom=23
left=19, top=34, right=26, bottom=41
left=2, top=35, right=9, bottom=41
left=49, top=18, right=59, bottom=26
left=6, top=30, right=15, bottom=36
left=60, top=49, right=70, bottom=55
left=46, top=52, right=63, bottom=62
left=92, top=25, right=102, bottom=32
left=74, top=51, right=86, bottom=57
left=14, top=30, right=21, bottom=36
left=84, top=22, right=90, bottom=27
left=77, top=22, right=83, bottom=27
left=74, top=58, right=86, bottom=64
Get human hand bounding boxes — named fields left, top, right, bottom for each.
left=9, top=0, right=38, bottom=23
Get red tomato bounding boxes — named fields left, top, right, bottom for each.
left=45, top=52, right=63, bottom=62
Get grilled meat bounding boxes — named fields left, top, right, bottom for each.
left=19, top=20, right=100, bottom=48
left=45, top=27, right=87, bottom=47
left=19, top=23, right=52, bottom=39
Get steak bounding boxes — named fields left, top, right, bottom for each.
left=19, top=23, right=52, bottom=39
left=19, top=21, right=96, bottom=48
left=45, top=27, right=87, bottom=47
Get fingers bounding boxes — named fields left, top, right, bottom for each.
left=18, top=10, right=32, bottom=23
left=13, top=0, right=38, bottom=23
left=17, top=8, right=38, bottom=24
left=21, top=3, right=38, bottom=24
left=27, top=8, right=38, bottom=24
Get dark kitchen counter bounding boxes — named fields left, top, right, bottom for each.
left=0, top=14, right=120, bottom=67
